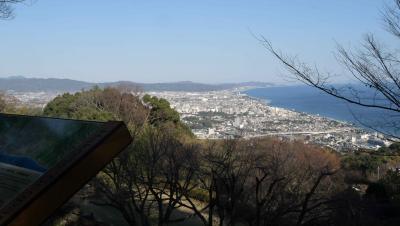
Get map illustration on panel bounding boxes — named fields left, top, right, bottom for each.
left=0, top=115, right=103, bottom=208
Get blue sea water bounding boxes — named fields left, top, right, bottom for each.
left=244, top=86, right=398, bottom=136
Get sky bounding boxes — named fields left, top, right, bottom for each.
left=0, top=0, right=396, bottom=84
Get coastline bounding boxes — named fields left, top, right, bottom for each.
left=240, top=87, right=355, bottom=127
left=150, top=88, right=393, bottom=151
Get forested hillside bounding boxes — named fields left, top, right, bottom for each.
left=1, top=88, right=400, bottom=226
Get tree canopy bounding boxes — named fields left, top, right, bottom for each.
left=143, top=94, right=193, bottom=137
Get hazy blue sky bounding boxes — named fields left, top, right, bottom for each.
left=0, top=0, right=395, bottom=83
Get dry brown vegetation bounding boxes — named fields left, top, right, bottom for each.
left=9, top=87, right=395, bottom=226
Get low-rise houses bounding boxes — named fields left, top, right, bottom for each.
left=5, top=88, right=394, bottom=152
left=149, top=89, right=393, bottom=151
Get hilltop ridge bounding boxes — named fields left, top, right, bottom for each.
left=0, top=76, right=273, bottom=92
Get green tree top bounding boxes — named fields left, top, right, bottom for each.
left=143, top=94, right=193, bottom=138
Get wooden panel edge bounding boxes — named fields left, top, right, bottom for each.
left=5, top=122, right=132, bottom=226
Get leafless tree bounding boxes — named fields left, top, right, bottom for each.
left=212, top=140, right=254, bottom=226
left=70, top=87, right=149, bottom=132
left=0, top=92, right=6, bottom=111
left=0, top=0, right=28, bottom=19
left=0, top=92, right=20, bottom=113
left=92, top=126, right=201, bottom=226
left=187, top=139, right=255, bottom=226
left=185, top=138, right=340, bottom=226
left=262, top=0, right=400, bottom=139
left=245, top=139, right=341, bottom=226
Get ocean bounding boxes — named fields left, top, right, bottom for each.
left=244, top=86, right=399, bottom=136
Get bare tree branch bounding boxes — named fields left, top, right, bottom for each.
left=260, top=1, right=400, bottom=138
left=0, top=0, right=27, bottom=19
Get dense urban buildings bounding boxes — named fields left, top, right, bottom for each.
left=148, top=89, right=392, bottom=151
left=5, top=87, right=393, bottom=152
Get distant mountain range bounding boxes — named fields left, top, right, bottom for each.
left=0, top=76, right=274, bottom=92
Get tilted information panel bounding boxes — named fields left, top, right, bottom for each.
left=0, top=114, right=132, bottom=225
